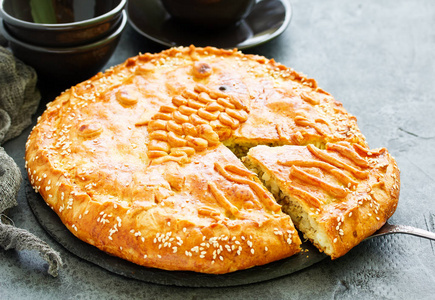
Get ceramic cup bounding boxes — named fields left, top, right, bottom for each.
left=0, top=0, right=126, bottom=47
left=161, top=0, right=256, bottom=29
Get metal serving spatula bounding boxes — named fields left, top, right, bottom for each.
left=367, top=222, right=435, bottom=241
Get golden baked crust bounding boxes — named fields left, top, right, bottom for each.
left=25, top=45, right=398, bottom=272
left=245, top=142, right=400, bottom=259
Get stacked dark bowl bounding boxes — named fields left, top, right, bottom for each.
left=0, top=0, right=127, bottom=83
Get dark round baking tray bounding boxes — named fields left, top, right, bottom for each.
left=26, top=180, right=327, bottom=287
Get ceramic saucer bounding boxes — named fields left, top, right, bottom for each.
left=127, top=0, right=292, bottom=49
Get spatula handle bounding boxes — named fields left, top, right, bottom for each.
left=369, top=222, right=435, bottom=241
left=391, top=224, right=435, bottom=241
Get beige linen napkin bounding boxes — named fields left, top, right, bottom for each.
left=0, top=46, right=62, bottom=277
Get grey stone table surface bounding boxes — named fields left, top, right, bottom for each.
left=2, top=0, right=435, bottom=299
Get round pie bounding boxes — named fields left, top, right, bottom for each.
left=25, top=46, right=400, bottom=274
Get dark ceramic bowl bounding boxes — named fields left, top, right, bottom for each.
left=0, top=10, right=127, bottom=84
left=0, top=0, right=126, bottom=47
left=161, top=0, right=256, bottom=29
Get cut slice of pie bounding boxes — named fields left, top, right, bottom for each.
left=244, top=142, right=400, bottom=259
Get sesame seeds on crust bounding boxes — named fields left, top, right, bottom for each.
left=25, top=46, right=399, bottom=273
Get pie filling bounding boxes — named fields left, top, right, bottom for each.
left=243, top=154, right=334, bottom=256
